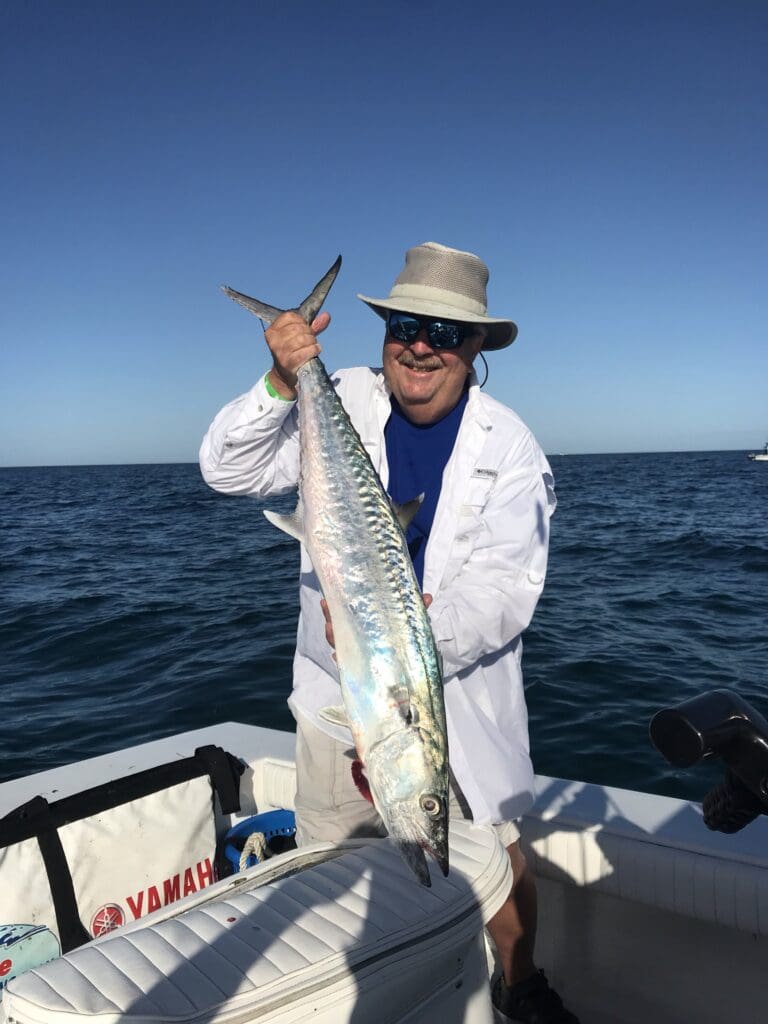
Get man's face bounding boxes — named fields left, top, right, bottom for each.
left=382, top=319, right=485, bottom=424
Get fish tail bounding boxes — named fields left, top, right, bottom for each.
left=222, top=255, right=342, bottom=328
left=297, top=255, right=342, bottom=324
left=220, top=287, right=285, bottom=326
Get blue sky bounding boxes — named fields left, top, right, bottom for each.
left=1, top=1, right=766, bottom=465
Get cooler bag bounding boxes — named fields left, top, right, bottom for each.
left=0, top=744, right=242, bottom=988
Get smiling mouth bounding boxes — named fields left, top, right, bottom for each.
left=399, top=360, right=441, bottom=373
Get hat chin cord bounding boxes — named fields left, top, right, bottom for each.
left=477, top=352, right=489, bottom=389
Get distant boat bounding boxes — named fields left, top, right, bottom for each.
left=747, top=441, right=768, bottom=462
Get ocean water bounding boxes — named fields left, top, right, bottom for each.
left=1, top=452, right=766, bottom=804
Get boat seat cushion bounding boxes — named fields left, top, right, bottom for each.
left=3, top=821, right=510, bottom=1024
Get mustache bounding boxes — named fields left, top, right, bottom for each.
left=398, top=353, right=442, bottom=370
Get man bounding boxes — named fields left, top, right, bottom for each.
left=200, top=242, right=576, bottom=1023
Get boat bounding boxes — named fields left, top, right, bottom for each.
left=747, top=441, right=768, bottom=461
left=1, top=698, right=767, bottom=1024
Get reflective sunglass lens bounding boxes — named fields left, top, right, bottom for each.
left=428, top=322, right=462, bottom=349
left=387, top=312, right=471, bottom=349
left=388, top=313, right=421, bottom=342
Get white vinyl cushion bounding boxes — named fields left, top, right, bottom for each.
left=4, top=821, right=510, bottom=1024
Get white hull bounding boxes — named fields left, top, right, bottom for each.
left=2, top=723, right=767, bottom=1024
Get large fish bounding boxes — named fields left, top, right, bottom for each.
left=223, top=257, right=449, bottom=885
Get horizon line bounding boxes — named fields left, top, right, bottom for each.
left=1, top=447, right=762, bottom=470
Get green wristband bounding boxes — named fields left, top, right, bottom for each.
left=264, top=372, right=294, bottom=402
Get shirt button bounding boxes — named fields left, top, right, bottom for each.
left=528, top=570, right=543, bottom=585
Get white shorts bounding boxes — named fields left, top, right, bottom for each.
left=292, top=710, right=520, bottom=849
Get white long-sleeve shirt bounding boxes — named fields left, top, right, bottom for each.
left=200, top=366, right=556, bottom=824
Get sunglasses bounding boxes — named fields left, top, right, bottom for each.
left=386, top=311, right=480, bottom=350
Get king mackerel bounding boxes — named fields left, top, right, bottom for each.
left=222, top=258, right=450, bottom=886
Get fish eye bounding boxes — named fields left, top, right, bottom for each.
left=420, top=794, right=441, bottom=817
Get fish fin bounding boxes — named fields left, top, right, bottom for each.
left=351, top=759, right=374, bottom=804
left=387, top=685, right=415, bottom=725
left=393, top=493, right=424, bottom=531
left=318, top=705, right=348, bottom=728
left=223, top=255, right=341, bottom=328
left=221, top=287, right=285, bottom=327
left=297, top=256, right=342, bottom=324
left=263, top=508, right=305, bottom=543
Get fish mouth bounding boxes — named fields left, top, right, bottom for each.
left=384, top=806, right=449, bottom=887
left=364, top=733, right=450, bottom=886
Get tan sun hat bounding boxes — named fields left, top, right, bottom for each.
left=357, top=241, right=517, bottom=351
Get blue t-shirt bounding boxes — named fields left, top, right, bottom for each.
left=384, top=390, right=469, bottom=587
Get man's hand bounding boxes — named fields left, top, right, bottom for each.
left=265, top=311, right=330, bottom=399
left=320, top=594, right=433, bottom=655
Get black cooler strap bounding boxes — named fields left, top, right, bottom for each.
left=194, top=745, right=243, bottom=814
left=8, top=796, right=91, bottom=952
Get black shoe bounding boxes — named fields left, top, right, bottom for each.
left=492, top=970, right=580, bottom=1023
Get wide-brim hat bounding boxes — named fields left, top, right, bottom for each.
left=357, top=241, right=517, bottom=351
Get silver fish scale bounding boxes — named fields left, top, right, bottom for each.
left=296, top=357, right=444, bottom=755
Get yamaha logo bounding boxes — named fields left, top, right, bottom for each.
left=91, top=904, right=125, bottom=936
left=86, top=858, right=214, bottom=938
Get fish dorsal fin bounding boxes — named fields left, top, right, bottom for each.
left=298, top=256, right=342, bottom=324
left=264, top=505, right=305, bottom=544
left=319, top=705, right=348, bottom=728
left=393, top=493, right=424, bottom=531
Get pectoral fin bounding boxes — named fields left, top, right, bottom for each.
left=264, top=507, right=305, bottom=543
left=386, top=685, right=415, bottom=726
left=319, top=705, right=349, bottom=728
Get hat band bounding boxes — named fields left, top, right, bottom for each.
left=389, top=283, right=487, bottom=317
